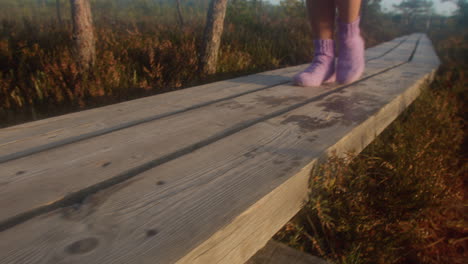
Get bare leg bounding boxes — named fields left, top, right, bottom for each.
left=307, top=0, right=336, bottom=39
left=335, top=0, right=362, bottom=23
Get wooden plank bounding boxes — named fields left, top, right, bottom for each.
left=0, top=35, right=416, bottom=163
left=246, top=240, right=329, bottom=264
left=365, top=35, right=408, bottom=61
left=377, top=34, right=420, bottom=63
left=0, top=35, right=422, bottom=228
left=0, top=37, right=439, bottom=264
left=0, top=67, right=295, bottom=160
left=176, top=56, right=437, bottom=264
left=410, top=34, right=440, bottom=67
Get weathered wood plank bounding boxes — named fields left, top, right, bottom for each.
left=246, top=240, right=329, bottom=264
left=0, top=35, right=417, bottom=163
left=365, top=35, right=408, bottom=61
left=0, top=34, right=421, bottom=228
left=410, top=34, right=440, bottom=67
left=176, top=57, right=436, bottom=264
left=376, top=34, right=420, bottom=64
left=0, top=35, right=438, bottom=264
left=0, top=67, right=294, bottom=160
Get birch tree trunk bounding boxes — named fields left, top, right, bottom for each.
left=199, top=0, right=228, bottom=76
left=70, top=0, right=96, bottom=71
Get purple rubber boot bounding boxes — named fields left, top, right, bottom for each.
left=293, top=39, right=336, bottom=87
left=337, top=17, right=365, bottom=84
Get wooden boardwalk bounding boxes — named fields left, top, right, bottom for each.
left=0, top=34, right=439, bottom=264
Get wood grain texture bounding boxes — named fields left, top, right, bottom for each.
left=0, top=35, right=416, bottom=163
left=410, top=34, right=440, bottom=67
left=0, top=67, right=295, bottom=160
left=246, top=240, right=329, bottom=264
left=176, top=56, right=437, bottom=264
left=0, top=34, right=439, bottom=264
left=365, top=35, right=407, bottom=61
left=0, top=34, right=421, bottom=228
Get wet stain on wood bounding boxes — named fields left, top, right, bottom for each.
left=280, top=115, right=340, bottom=132
left=244, top=152, right=255, bottom=158
left=307, top=135, right=319, bottom=142
left=317, top=92, right=381, bottom=125
left=146, top=229, right=158, bottom=237
left=215, top=101, right=245, bottom=110
left=243, top=147, right=259, bottom=158
left=256, top=95, right=307, bottom=107
left=65, top=237, right=99, bottom=255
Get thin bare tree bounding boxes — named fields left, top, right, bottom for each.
left=70, top=0, right=96, bottom=71
left=176, top=0, right=185, bottom=28
left=56, top=0, right=63, bottom=24
left=199, top=0, right=229, bottom=76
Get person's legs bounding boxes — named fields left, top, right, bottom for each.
left=335, top=0, right=365, bottom=84
left=335, top=0, right=361, bottom=23
left=294, top=0, right=336, bottom=87
left=308, top=0, right=335, bottom=39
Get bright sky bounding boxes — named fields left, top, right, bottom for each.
left=267, top=0, right=458, bottom=15
left=381, top=0, right=457, bottom=15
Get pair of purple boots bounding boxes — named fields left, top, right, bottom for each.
left=294, top=18, right=365, bottom=87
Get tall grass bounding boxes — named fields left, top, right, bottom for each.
left=0, top=0, right=402, bottom=127
left=0, top=0, right=304, bottom=125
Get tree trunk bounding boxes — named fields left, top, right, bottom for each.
left=199, top=0, right=228, bottom=76
left=176, top=0, right=185, bottom=28
left=56, top=0, right=62, bottom=24
left=70, top=0, right=96, bottom=71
